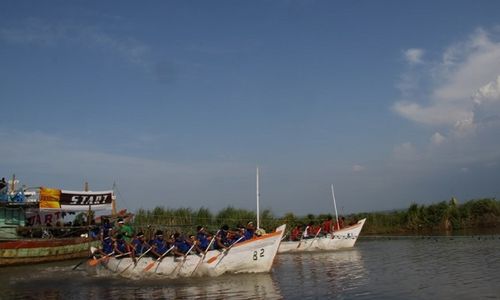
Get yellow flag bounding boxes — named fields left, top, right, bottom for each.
left=39, top=187, right=61, bottom=209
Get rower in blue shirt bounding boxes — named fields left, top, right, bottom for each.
left=150, top=230, right=171, bottom=258
left=98, top=236, right=114, bottom=256
left=114, top=234, right=131, bottom=257
left=131, top=231, right=150, bottom=256
left=100, top=218, right=113, bottom=239
left=196, top=226, right=210, bottom=251
left=245, top=221, right=256, bottom=240
left=215, top=225, right=230, bottom=249
left=172, top=232, right=191, bottom=257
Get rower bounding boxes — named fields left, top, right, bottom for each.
left=189, top=234, right=204, bottom=254
left=236, top=224, right=247, bottom=242
left=227, top=226, right=243, bottom=244
left=322, top=216, right=333, bottom=235
left=131, top=231, right=150, bottom=256
left=114, top=234, right=132, bottom=258
left=100, top=218, right=113, bottom=239
left=215, top=225, right=229, bottom=250
left=115, top=218, right=134, bottom=243
left=290, top=224, right=302, bottom=241
left=97, top=236, right=114, bottom=256
left=172, top=232, right=191, bottom=257
left=306, top=222, right=319, bottom=238
left=196, top=226, right=210, bottom=252
left=150, top=230, right=171, bottom=258
left=245, top=221, right=256, bottom=240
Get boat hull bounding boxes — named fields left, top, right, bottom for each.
left=0, top=237, right=97, bottom=266
left=97, top=224, right=286, bottom=278
left=278, top=218, right=366, bottom=253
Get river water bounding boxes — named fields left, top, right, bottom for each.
left=2, top=236, right=499, bottom=299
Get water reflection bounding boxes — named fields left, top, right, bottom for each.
left=2, top=236, right=499, bottom=299
left=274, top=249, right=367, bottom=298
left=3, top=263, right=282, bottom=300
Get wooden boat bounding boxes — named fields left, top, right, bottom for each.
left=0, top=236, right=95, bottom=266
left=0, top=181, right=113, bottom=267
left=278, top=219, right=366, bottom=253
left=96, top=224, right=286, bottom=278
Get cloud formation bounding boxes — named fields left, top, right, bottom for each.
left=392, top=28, right=500, bottom=169
left=430, top=132, right=445, bottom=145
left=403, top=48, right=424, bottom=65
left=394, top=29, right=500, bottom=132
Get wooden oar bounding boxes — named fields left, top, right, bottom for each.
left=296, top=226, right=309, bottom=249
left=305, top=228, right=322, bottom=249
left=171, top=243, right=197, bottom=277
left=87, top=251, right=115, bottom=267
left=88, top=251, right=132, bottom=267
left=189, top=230, right=220, bottom=276
left=72, top=247, right=98, bottom=270
left=119, top=247, right=152, bottom=274
left=207, top=235, right=245, bottom=264
left=143, top=245, right=175, bottom=272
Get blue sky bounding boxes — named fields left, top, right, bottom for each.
left=1, top=1, right=500, bottom=216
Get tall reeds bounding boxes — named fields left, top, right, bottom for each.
left=131, top=197, right=500, bottom=235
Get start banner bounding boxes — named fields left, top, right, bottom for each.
left=40, top=187, right=113, bottom=211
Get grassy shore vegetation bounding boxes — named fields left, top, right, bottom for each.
left=132, top=197, right=500, bottom=236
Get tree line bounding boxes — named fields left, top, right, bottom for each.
left=132, top=197, right=500, bottom=235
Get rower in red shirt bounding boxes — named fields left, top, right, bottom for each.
left=321, top=216, right=333, bottom=234
left=290, top=224, right=302, bottom=241
left=333, top=216, right=345, bottom=230
left=306, top=222, right=320, bottom=238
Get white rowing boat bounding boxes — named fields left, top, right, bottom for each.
left=278, top=218, right=366, bottom=253
left=96, top=224, right=286, bottom=278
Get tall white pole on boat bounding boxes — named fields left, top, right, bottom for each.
left=331, top=184, right=339, bottom=230
left=256, top=167, right=260, bottom=230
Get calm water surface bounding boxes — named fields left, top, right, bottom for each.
left=2, top=236, right=499, bottom=299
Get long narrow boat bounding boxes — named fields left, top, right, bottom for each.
left=278, top=219, right=366, bottom=253
left=96, top=224, right=286, bottom=278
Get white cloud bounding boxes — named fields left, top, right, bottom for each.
left=352, top=164, right=365, bottom=172
left=391, top=28, right=500, bottom=175
left=430, top=132, right=446, bottom=145
left=393, top=28, right=500, bottom=133
left=404, top=48, right=424, bottom=65
left=393, top=101, right=473, bottom=126
left=472, top=75, right=500, bottom=105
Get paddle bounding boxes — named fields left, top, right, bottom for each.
left=296, top=226, right=309, bottom=249
left=207, top=235, right=245, bottom=264
left=87, top=251, right=115, bottom=267
left=171, top=243, right=197, bottom=277
left=72, top=247, right=98, bottom=270
left=88, top=251, right=132, bottom=267
left=119, top=246, right=152, bottom=274
left=143, top=245, right=175, bottom=272
left=189, top=230, right=220, bottom=276
left=305, top=228, right=322, bottom=249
